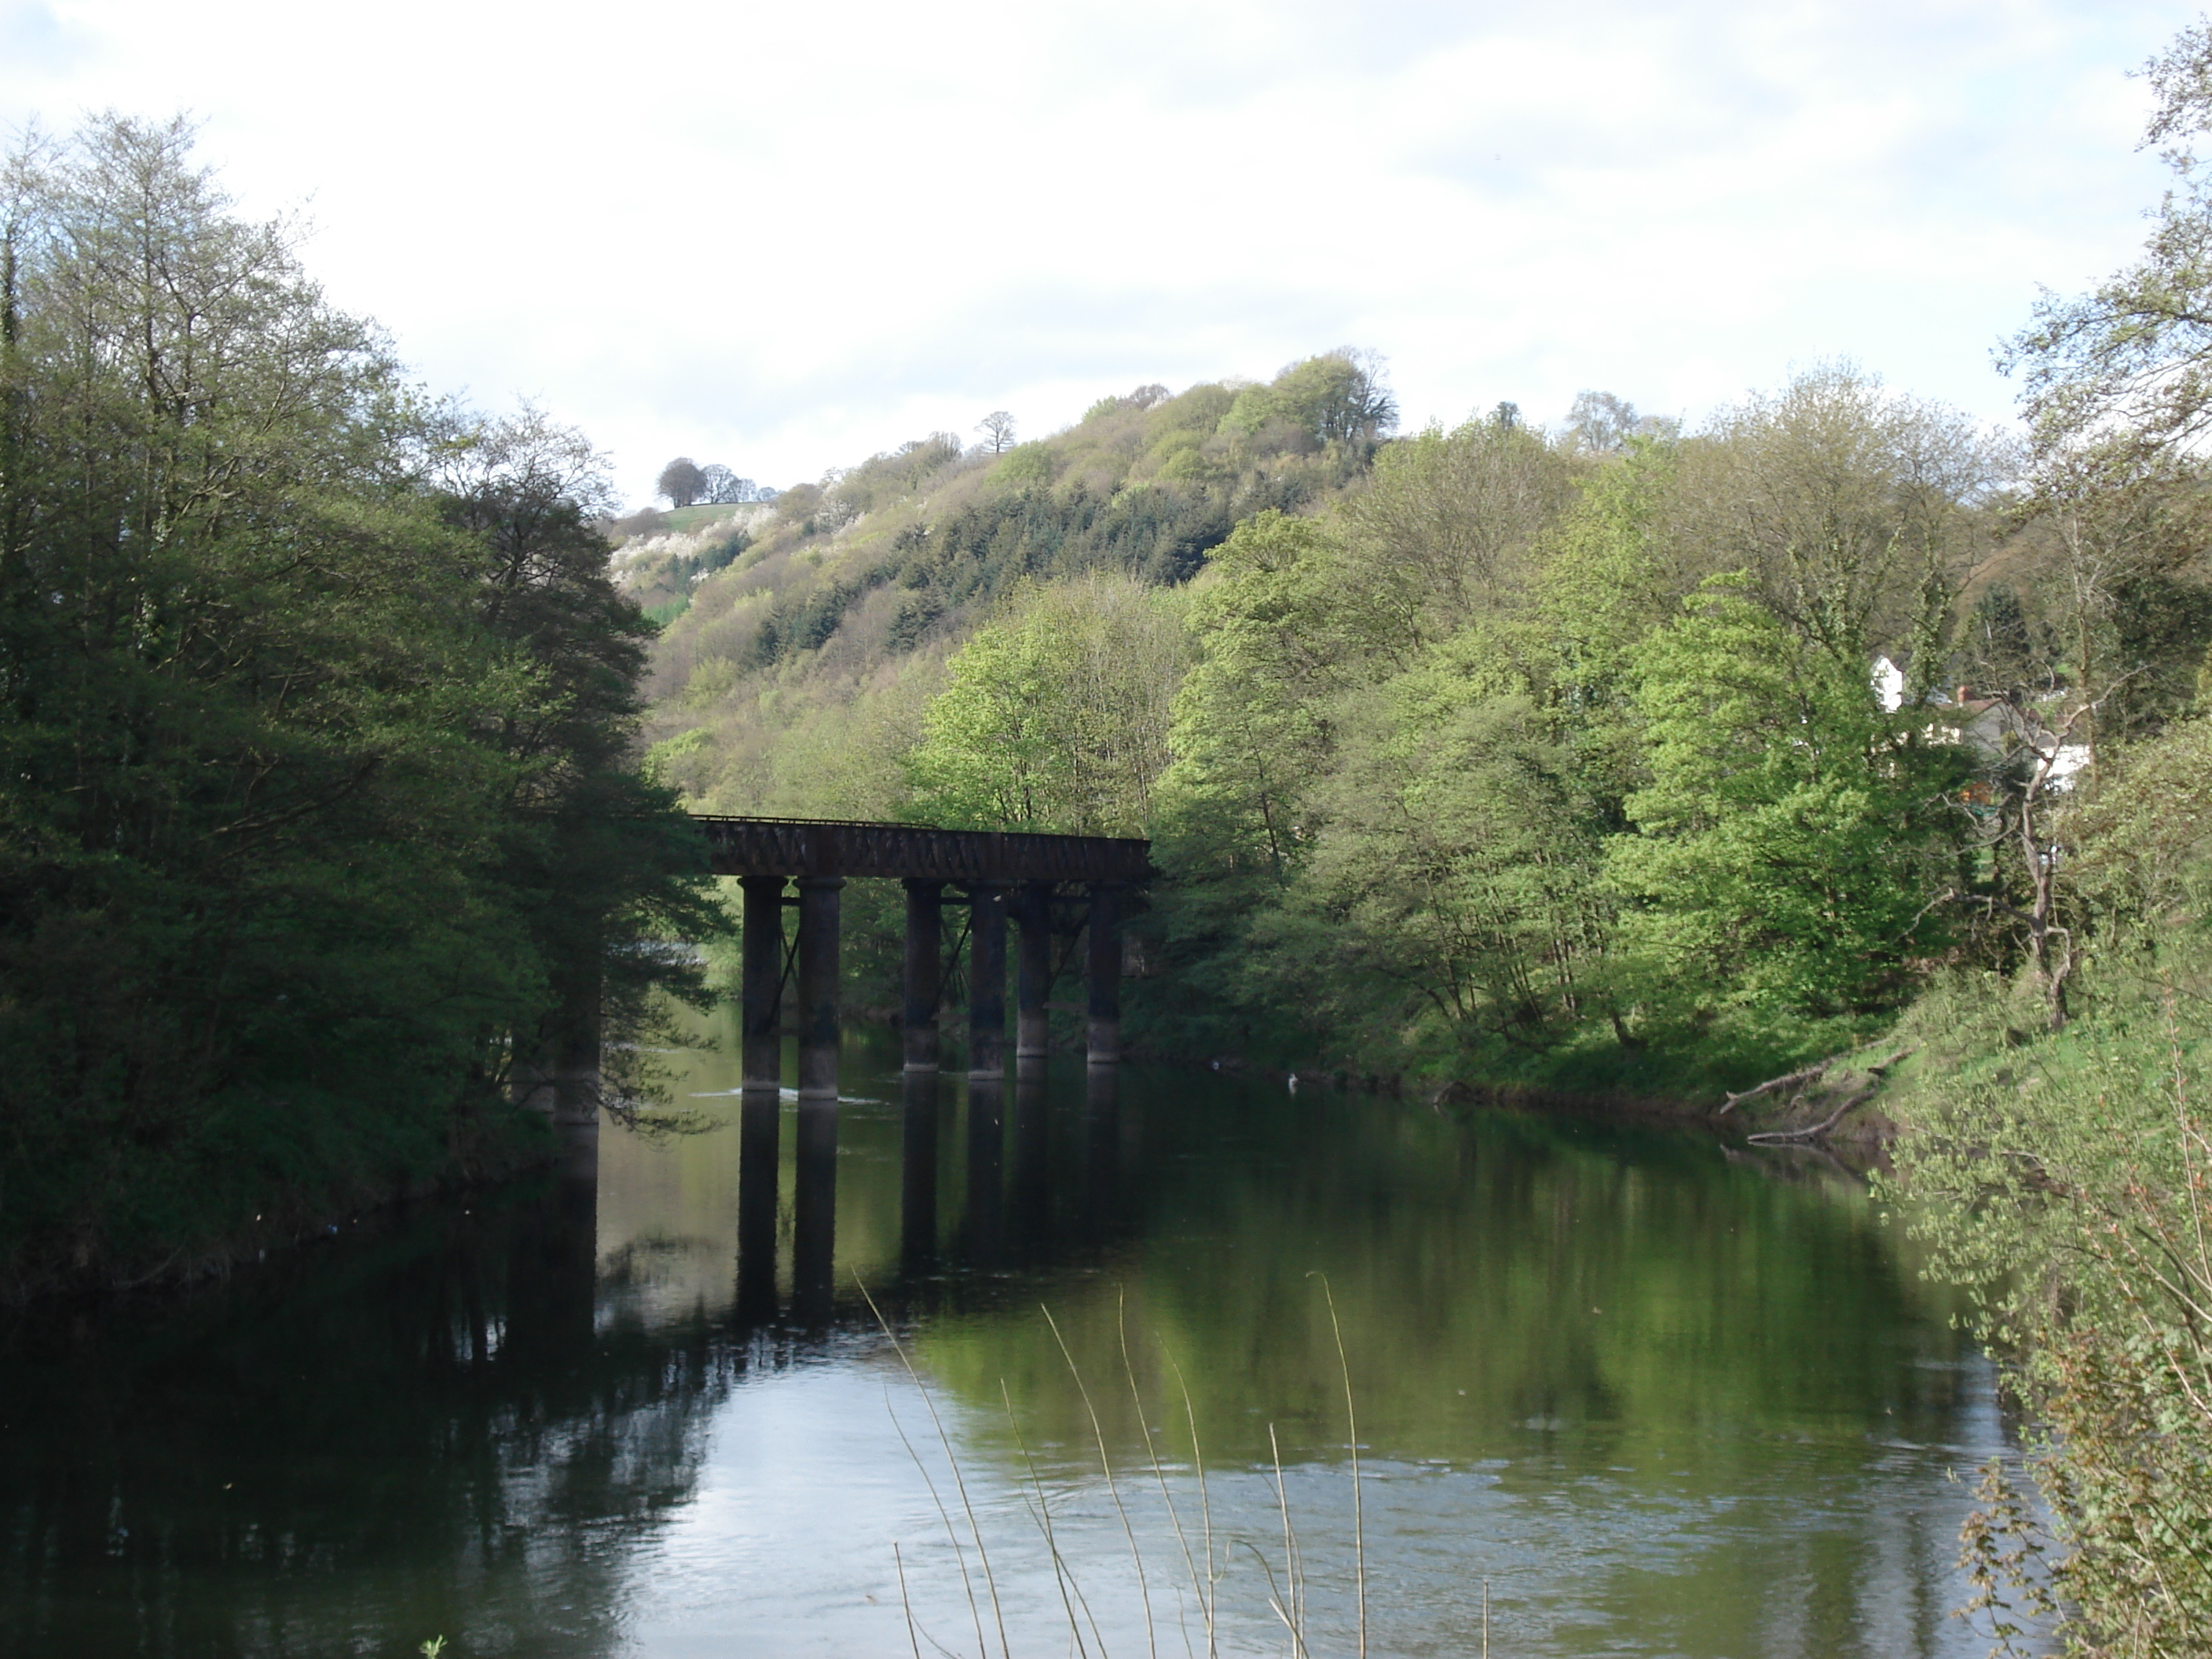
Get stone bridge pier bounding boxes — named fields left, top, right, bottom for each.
left=698, top=816, right=1153, bottom=1106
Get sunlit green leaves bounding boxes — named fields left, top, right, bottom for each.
left=1606, top=575, right=1963, bottom=1016
left=905, top=575, right=1191, bottom=837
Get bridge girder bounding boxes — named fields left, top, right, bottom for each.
left=692, top=815, right=1154, bottom=884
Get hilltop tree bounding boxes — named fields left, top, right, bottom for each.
left=698, top=463, right=755, bottom=504
left=1565, top=390, right=1650, bottom=453
left=657, top=456, right=706, bottom=507
left=976, top=410, right=1017, bottom=453
left=1221, top=350, right=1398, bottom=449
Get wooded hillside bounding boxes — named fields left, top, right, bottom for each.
left=635, top=354, right=1394, bottom=819
left=637, top=353, right=2212, bottom=1097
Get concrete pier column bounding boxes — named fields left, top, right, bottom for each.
left=739, top=875, right=788, bottom=1091
left=797, top=876, right=844, bottom=1102
left=967, top=881, right=1009, bottom=1081
left=1016, top=883, right=1053, bottom=1060
left=902, top=878, right=945, bottom=1072
left=1086, top=883, right=1123, bottom=1067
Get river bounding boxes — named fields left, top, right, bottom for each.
left=2, top=1012, right=2027, bottom=1657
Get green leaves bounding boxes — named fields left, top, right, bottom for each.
left=0, top=118, right=718, bottom=1284
left=1606, top=575, right=1962, bottom=1016
left=905, top=575, right=1191, bottom=837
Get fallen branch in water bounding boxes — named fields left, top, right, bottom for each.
left=1746, top=1087, right=1879, bottom=1144
left=1725, top=1046, right=1914, bottom=1142
left=1719, top=1061, right=1833, bottom=1117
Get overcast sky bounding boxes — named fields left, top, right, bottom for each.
left=2, top=0, right=2202, bottom=508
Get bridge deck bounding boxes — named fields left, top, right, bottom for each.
left=692, top=815, right=1152, bottom=884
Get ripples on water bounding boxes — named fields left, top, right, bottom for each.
left=1, top=1011, right=2035, bottom=1656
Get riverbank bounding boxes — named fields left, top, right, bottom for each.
left=1131, top=1038, right=1902, bottom=1154
left=862, top=993, right=1906, bottom=1154
left=0, top=1107, right=565, bottom=1311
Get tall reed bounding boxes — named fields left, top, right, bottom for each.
left=863, top=1276, right=1382, bottom=1658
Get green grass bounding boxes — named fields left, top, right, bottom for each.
left=662, top=504, right=749, bottom=533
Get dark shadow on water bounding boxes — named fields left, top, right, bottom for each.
left=899, top=1068, right=939, bottom=1270
left=961, top=1076, right=1007, bottom=1270
left=790, top=1100, right=837, bottom=1328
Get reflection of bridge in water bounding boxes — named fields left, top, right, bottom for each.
left=695, top=815, right=1154, bottom=1328
left=732, top=1063, right=1130, bottom=1330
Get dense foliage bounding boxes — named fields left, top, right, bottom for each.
left=639, top=355, right=1393, bottom=822
left=650, top=369, right=2051, bottom=1093
left=0, top=118, right=717, bottom=1290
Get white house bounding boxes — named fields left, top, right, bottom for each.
left=1871, top=656, right=2092, bottom=791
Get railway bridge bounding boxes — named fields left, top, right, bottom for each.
left=694, top=815, right=1154, bottom=1103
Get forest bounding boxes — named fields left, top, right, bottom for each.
left=643, top=352, right=2202, bottom=1091
left=0, top=118, right=719, bottom=1296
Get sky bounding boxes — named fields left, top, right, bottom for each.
left=2, top=0, right=2203, bottom=510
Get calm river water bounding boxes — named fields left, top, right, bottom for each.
left=2, top=1013, right=2027, bottom=1657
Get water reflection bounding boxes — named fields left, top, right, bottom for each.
left=1082, top=1061, right=1121, bottom=1245
left=735, top=1088, right=778, bottom=1321
left=1011, top=1060, right=1051, bottom=1251
left=0, top=1018, right=2034, bottom=1658
left=962, top=1076, right=1006, bottom=1268
left=790, top=1101, right=837, bottom=1328
left=2, top=1152, right=725, bottom=1656
left=898, top=1069, right=939, bottom=1269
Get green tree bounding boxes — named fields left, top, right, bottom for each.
left=432, top=408, right=723, bottom=1112
left=906, top=575, right=1190, bottom=835
left=1331, top=409, right=1581, bottom=644
left=1157, top=511, right=1363, bottom=881
left=2005, top=18, right=2212, bottom=463
left=1218, top=350, right=1396, bottom=449
left=0, top=115, right=717, bottom=1280
left=1664, top=364, right=2002, bottom=672
left=1606, top=576, right=1964, bottom=1016
left=1301, top=660, right=1613, bottom=1053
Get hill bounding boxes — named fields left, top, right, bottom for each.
left=632, top=353, right=1394, bottom=817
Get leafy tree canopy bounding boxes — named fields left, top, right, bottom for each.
left=0, top=115, right=718, bottom=1287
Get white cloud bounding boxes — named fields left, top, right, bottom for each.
left=2, top=0, right=2200, bottom=505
